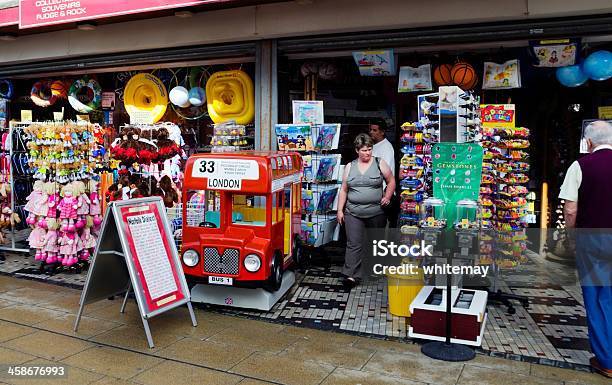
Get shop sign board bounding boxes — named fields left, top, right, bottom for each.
left=192, top=157, right=259, bottom=191
left=74, top=197, right=197, bottom=348
left=19, top=0, right=230, bottom=29
left=480, top=104, right=515, bottom=128
left=0, top=5, right=18, bottom=27
left=432, top=143, right=483, bottom=226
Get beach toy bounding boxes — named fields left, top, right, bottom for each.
left=124, top=73, right=168, bottom=123
left=206, top=70, right=254, bottom=124
left=68, top=76, right=101, bottom=113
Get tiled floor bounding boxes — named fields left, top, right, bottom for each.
left=0, top=249, right=594, bottom=371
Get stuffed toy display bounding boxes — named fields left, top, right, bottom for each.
left=22, top=121, right=106, bottom=270
left=108, top=123, right=184, bottom=209
left=24, top=181, right=100, bottom=267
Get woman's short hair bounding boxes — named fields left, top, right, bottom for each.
left=354, top=133, right=373, bottom=150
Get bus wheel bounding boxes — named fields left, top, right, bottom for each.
left=264, top=252, right=283, bottom=292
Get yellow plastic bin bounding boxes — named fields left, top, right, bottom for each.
left=386, top=266, right=424, bottom=317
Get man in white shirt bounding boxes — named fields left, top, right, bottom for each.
left=369, top=120, right=396, bottom=227
left=369, top=121, right=395, bottom=177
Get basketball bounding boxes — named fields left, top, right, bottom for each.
left=451, top=62, right=476, bottom=88
left=433, top=64, right=453, bottom=86
left=462, top=74, right=479, bottom=90
left=51, top=80, right=67, bottom=99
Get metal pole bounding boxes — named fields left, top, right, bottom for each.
left=445, top=247, right=452, bottom=344
left=120, top=282, right=131, bottom=314
left=141, top=317, right=155, bottom=349
left=186, top=302, right=198, bottom=327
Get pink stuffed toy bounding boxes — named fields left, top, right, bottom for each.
left=74, top=181, right=90, bottom=216
left=42, top=218, right=59, bottom=264
left=28, top=225, right=47, bottom=261
left=58, top=184, right=78, bottom=233
left=59, top=232, right=78, bottom=266
left=24, top=181, right=45, bottom=216
left=45, top=182, right=59, bottom=218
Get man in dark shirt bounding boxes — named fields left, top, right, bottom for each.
left=560, top=120, right=612, bottom=378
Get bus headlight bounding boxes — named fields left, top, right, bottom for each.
left=182, top=249, right=199, bottom=267
left=244, top=254, right=261, bottom=272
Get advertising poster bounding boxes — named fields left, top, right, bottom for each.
left=480, top=104, right=516, bottom=128
left=275, top=124, right=314, bottom=151
left=292, top=100, right=324, bottom=125
left=352, top=49, right=396, bottom=76
left=531, top=39, right=579, bottom=67
left=313, top=123, right=341, bottom=150
left=398, top=64, right=433, bottom=92
left=483, top=60, right=521, bottom=89
left=120, top=203, right=186, bottom=312
left=432, top=143, right=484, bottom=225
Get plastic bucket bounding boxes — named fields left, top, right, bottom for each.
left=387, top=267, right=424, bottom=317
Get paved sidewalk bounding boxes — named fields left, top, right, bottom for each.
left=0, top=275, right=606, bottom=385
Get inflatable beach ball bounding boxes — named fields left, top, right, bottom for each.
left=188, top=87, right=206, bottom=106
left=169, top=86, right=190, bottom=108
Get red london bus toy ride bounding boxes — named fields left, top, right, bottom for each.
left=181, top=151, right=303, bottom=292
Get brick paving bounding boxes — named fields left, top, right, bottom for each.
left=0, top=274, right=608, bottom=385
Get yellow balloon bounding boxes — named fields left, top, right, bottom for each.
left=206, top=70, right=254, bottom=124
left=124, top=73, right=168, bottom=123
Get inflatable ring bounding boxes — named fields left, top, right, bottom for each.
left=124, top=73, right=168, bottom=123
left=189, top=66, right=206, bottom=89
left=206, top=70, right=254, bottom=124
left=31, top=80, right=58, bottom=107
left=0, top=79, right=13, bottom=99
left=68, top=76, right=102, bottom=113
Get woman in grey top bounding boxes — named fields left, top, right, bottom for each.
left=337, top=133, right=395, bottom=287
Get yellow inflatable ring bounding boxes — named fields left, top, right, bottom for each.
left=124, top=73, right=168, bottom=123
left=206, top=70, right=254, bottom=124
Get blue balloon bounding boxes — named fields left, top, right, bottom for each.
left=583, top=50, right=612, bottom=81
left=556, top=65, right=588, bottom=87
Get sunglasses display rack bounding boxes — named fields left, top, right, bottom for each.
left=0, top=122, right=32, bottom=253
left=398, top=121, right=428, bottom=235
left=398, top=93, right=439, bottom=237
left=19, top=121, right=104, bottom=272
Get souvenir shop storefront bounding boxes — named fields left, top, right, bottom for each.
left=267, top=16, right=612, bottom=369
left=1, top=1, right=612, bottom=371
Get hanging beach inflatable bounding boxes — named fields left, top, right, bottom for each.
left=31, top=80, right=58, bottom=107
left=68, top=76, right=102, bottom=113
left=206, top=70, right=254, bottom=124
left=0, top=79, right=14, bottom=99
left=124, top=73, right=168, bottom=123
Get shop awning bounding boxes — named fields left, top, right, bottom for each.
left=0, top=42, right=257, bottom=77
left=277, top=14, right=612, bottom=56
